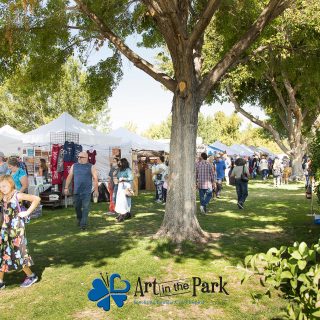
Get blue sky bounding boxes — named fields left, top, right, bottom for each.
left=87, top=36, right=265, bottom=134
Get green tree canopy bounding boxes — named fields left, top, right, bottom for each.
left=0, top=57, right=110, bottom=131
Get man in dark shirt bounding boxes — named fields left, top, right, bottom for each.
left=65, top=152, right=98, bottom=230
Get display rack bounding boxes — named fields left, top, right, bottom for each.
left=50, top=132, right=79, bottom=145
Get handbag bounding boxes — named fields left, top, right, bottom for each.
left=229, top=175, right=236, bottom=186
left=125, top=187, right=134, bottom=197
left=241, top=166, right=249, bottom=183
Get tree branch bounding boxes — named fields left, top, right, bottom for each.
left=199, top=0, right=292, bottom=102
left=188, top=0, right=222, bottom=52
left=227, top=85, right=290, bottom=154
left=266, top=73, right=293, bottom=133
left=75, top=0, right=176, bottom=92
left=160, top=0, right=188, bottom=39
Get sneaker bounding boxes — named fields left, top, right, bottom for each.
left=203, top=206, right=207, bottom=214
left=20, top=275, right=38, bottom=288
left=156, top=199, right=162, bottom=204
left=81, top=226, right=87, bottom=231
left=237, top=202, right=244, bottom=209
left=0, top=282, right=5, bottom=290
left=200, top=206, right=205, bottom=214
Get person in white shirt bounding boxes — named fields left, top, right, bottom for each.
left=259, top=156, right=269, bottom=180
left=223, top=154, right=231, bottom=185
left=153, top=156, right=167, bottom=204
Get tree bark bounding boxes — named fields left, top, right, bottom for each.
left=155, top=86, right=209, bottom=243
left=291, top=150, right=305, bottom=178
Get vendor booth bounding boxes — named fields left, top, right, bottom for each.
left=106, top=128, right=169, bottom=193
left=22, top=112, right=121, bottom=207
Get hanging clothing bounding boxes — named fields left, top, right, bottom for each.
left=51, top=170, right=63, bottom=185
left=87, top=150, right=97, bottom=165
left=63, top=141, right=75, bottom=162
left=57, top=146, right=64, bottom=173
left=51, top=144, right=61, bottom=171
left=0, top=192, right=34, bottom=272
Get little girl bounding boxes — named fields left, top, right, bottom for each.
left=0, top=175, right=40, bottom=289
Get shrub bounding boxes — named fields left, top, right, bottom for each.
left=241, top=241, right=320, bottom=319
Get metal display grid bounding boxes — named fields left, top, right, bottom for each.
left=50, top=132, right=79, bottom=145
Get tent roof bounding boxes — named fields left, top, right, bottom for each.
left=240, top=144, right=256, bottom=155
left=0, top=133, right=23, bottom=156
left=107, top=128, right=169, bottom=152
left=230, top=144, right=252, bottom=156
left=209, top=141, right=238, bottom=156
left=22, top=112, right=120, bottom=147
left=0, top=125, right=23, bottom=138
left=257, top=146, right=275, bottom=156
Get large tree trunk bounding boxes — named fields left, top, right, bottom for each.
left=290, top=146, right=305, bottom=178
left=155, top=88, right=208, bottom=243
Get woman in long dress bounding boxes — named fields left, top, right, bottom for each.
left=115, top=158, right=133, bottom=222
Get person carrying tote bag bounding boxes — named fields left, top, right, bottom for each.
left=230, top=158, right=249, bottom=210
left=115, top=158, right=133, bottom=222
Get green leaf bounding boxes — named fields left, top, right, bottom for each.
left=291, top=250, right=302, bottom=260
left=299, top=242, right=308, bottom=257
left=312, top=309, right=320, bottom=317
left=279, top=246, right=287, bottom=254
left=297, top=274, right=309, bottom=285
left=290, top=278, right=298, bottom=289
left=267, top=247, right=279, bottom=256
left=281, top=271, right=293, bottom=279
left=241, top=273, right=250, bottom=285
left=298, top=260, right=307, bottom=270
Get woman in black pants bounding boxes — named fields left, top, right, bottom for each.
left=230, top=158, right=249, bottom=209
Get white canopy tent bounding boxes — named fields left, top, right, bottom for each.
left=107, top=128, right=169, bottom=152
left=23, top=112, right=120, bottom=147
left=257, top=146, right=276, bottom=158
left=230, top=144, right=252, bottom=157
left=0, top=125, right=24, bottom=139
left=240, top=144, right=255, bottom=156
left=22, top=112, right=122, bottom=179
left=0, top=134, right=23, bottom=156
left=209, top=141, right=239, bottom=156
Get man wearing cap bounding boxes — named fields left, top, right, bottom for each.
left=65, top=151, right=99, bottom=230
left=0, top=152, right=8, bottom=176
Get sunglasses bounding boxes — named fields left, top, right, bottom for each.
left=78, top=156, right=87, bottom=159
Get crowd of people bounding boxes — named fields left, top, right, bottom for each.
left=195, top=151, right=312, bottom=214
left=0, top=147, right=312, bottom=290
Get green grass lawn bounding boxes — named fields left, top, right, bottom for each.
left=1, top=181, right=319, bottom=320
